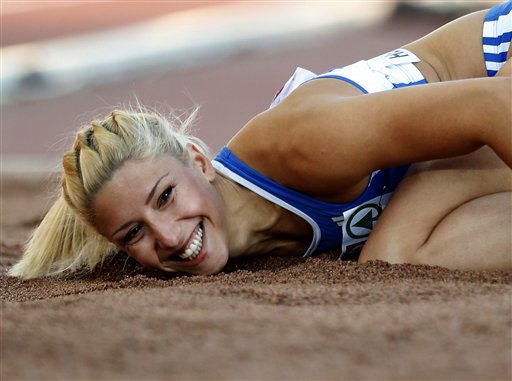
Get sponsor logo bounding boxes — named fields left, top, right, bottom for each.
left=345, top=203, right=382, bottom=239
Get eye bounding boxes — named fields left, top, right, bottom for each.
left=157, top=185, right=174, bottom=208
left=123, top=224, right=142, bottom=245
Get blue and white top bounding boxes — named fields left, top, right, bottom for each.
left=212, top=1, right=511, bottom=258
left=213, top=146, right=410, bottom=258
left=483, top=0, right=512, bottom=76
left=213, top=48, right=422, bottom=259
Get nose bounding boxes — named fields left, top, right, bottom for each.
left=152, top=220, right=181, bottom=259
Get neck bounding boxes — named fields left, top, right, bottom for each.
left=213, top=172, right=310, bottom=258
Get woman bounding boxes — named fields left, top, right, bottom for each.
left=9, top=1, right=512, bottom=278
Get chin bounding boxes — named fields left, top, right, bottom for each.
left=171, top=251, right=229, bottom=276
left=194, top=255, right=229, bottom=275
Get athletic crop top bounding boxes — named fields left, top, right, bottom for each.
left=213, top=147, right=410, bottom=258
left=483, top=0, right=512, bottom=76
left=213, top=48, right=421, bottom=259
left=212, top=3, right=511, bottom=259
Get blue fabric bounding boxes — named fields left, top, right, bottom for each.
left=213, top=48, right=431, bottom=256
left=483, top=1, right=512, bottom=76
left=214, top=146, right=409, bottom=255
left=485, top=0, right=512, bottom=21
left=392, top=79, right=428, bottom=88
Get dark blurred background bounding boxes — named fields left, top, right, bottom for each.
left=1, top=1, right=498, bottom=173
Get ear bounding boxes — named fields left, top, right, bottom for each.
left=186, top=144, right=216, bottom=182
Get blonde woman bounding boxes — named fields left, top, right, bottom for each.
left=10, top=1, right=512, bottom=278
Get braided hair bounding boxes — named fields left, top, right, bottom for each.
left=9, top=107, right=207, bottom=279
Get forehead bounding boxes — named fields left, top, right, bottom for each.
left=94, top=156, right=185, bottom=206
left=112, top=156, right=183, bottom=184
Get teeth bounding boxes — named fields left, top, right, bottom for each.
left=178, top=225, right=203, bottom=260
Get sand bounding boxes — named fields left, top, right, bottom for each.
left=2, top=171, right=511, bottom=381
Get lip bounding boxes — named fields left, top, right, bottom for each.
left=163, top=222, right=207, bottom=268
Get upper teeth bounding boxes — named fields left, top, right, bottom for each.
left=178, top=226, right=203, bottom=260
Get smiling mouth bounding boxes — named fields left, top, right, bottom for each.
left=177, top=223, right=203, bottom=261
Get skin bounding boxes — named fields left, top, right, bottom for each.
left=227, top=8, right=511, bottom=270
left=94, top=7, right=511, bottom=273
left=360, top=147, right=512, bottom=270
left=93, top=145, right=311, bottom=273
left=92, top=147, right=231, bottom=275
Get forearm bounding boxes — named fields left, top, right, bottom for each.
left=481, top=77, right=511, bottom=168
left=434, top=76, right=512, bottom=168
left=357, top=76, right=512, bottom=170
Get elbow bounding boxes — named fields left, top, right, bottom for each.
left=485, top=77, right=512, bottom=168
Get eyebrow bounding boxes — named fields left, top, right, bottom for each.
left=111, top=172, right=170, bottom=238
left=111, top=221, right=133, bottom=239
left=145, top=172, right=169, bottom=206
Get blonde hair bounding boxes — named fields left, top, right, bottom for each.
left=9, top=107, right=208, bottom=279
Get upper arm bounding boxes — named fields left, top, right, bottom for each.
left=403, top=9, right=490, bottom=80
left=244, top=77, right=511, bottom=198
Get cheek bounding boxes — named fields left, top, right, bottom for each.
left=185, top=176, right=224, bottom=217
left=184, top=181, right=227, bottom=245
left=126, top=245, right=162, bottom=269
left=202, top=188, right=225, bottom=225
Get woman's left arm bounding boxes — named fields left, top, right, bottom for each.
left=251, top=76, right=511, bottom=195
left=338, top=76, right=512, bottom=170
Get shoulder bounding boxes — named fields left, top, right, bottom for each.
left=227, top=78, right=352, bottom=169
left=403, top=9, right=489, bottom=81
left=226, top=98, right=301, bottom=185
left=227, top=80, right=371, bottom=200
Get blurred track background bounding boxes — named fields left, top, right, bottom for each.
left=1, top=1, right=498, bottom=172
